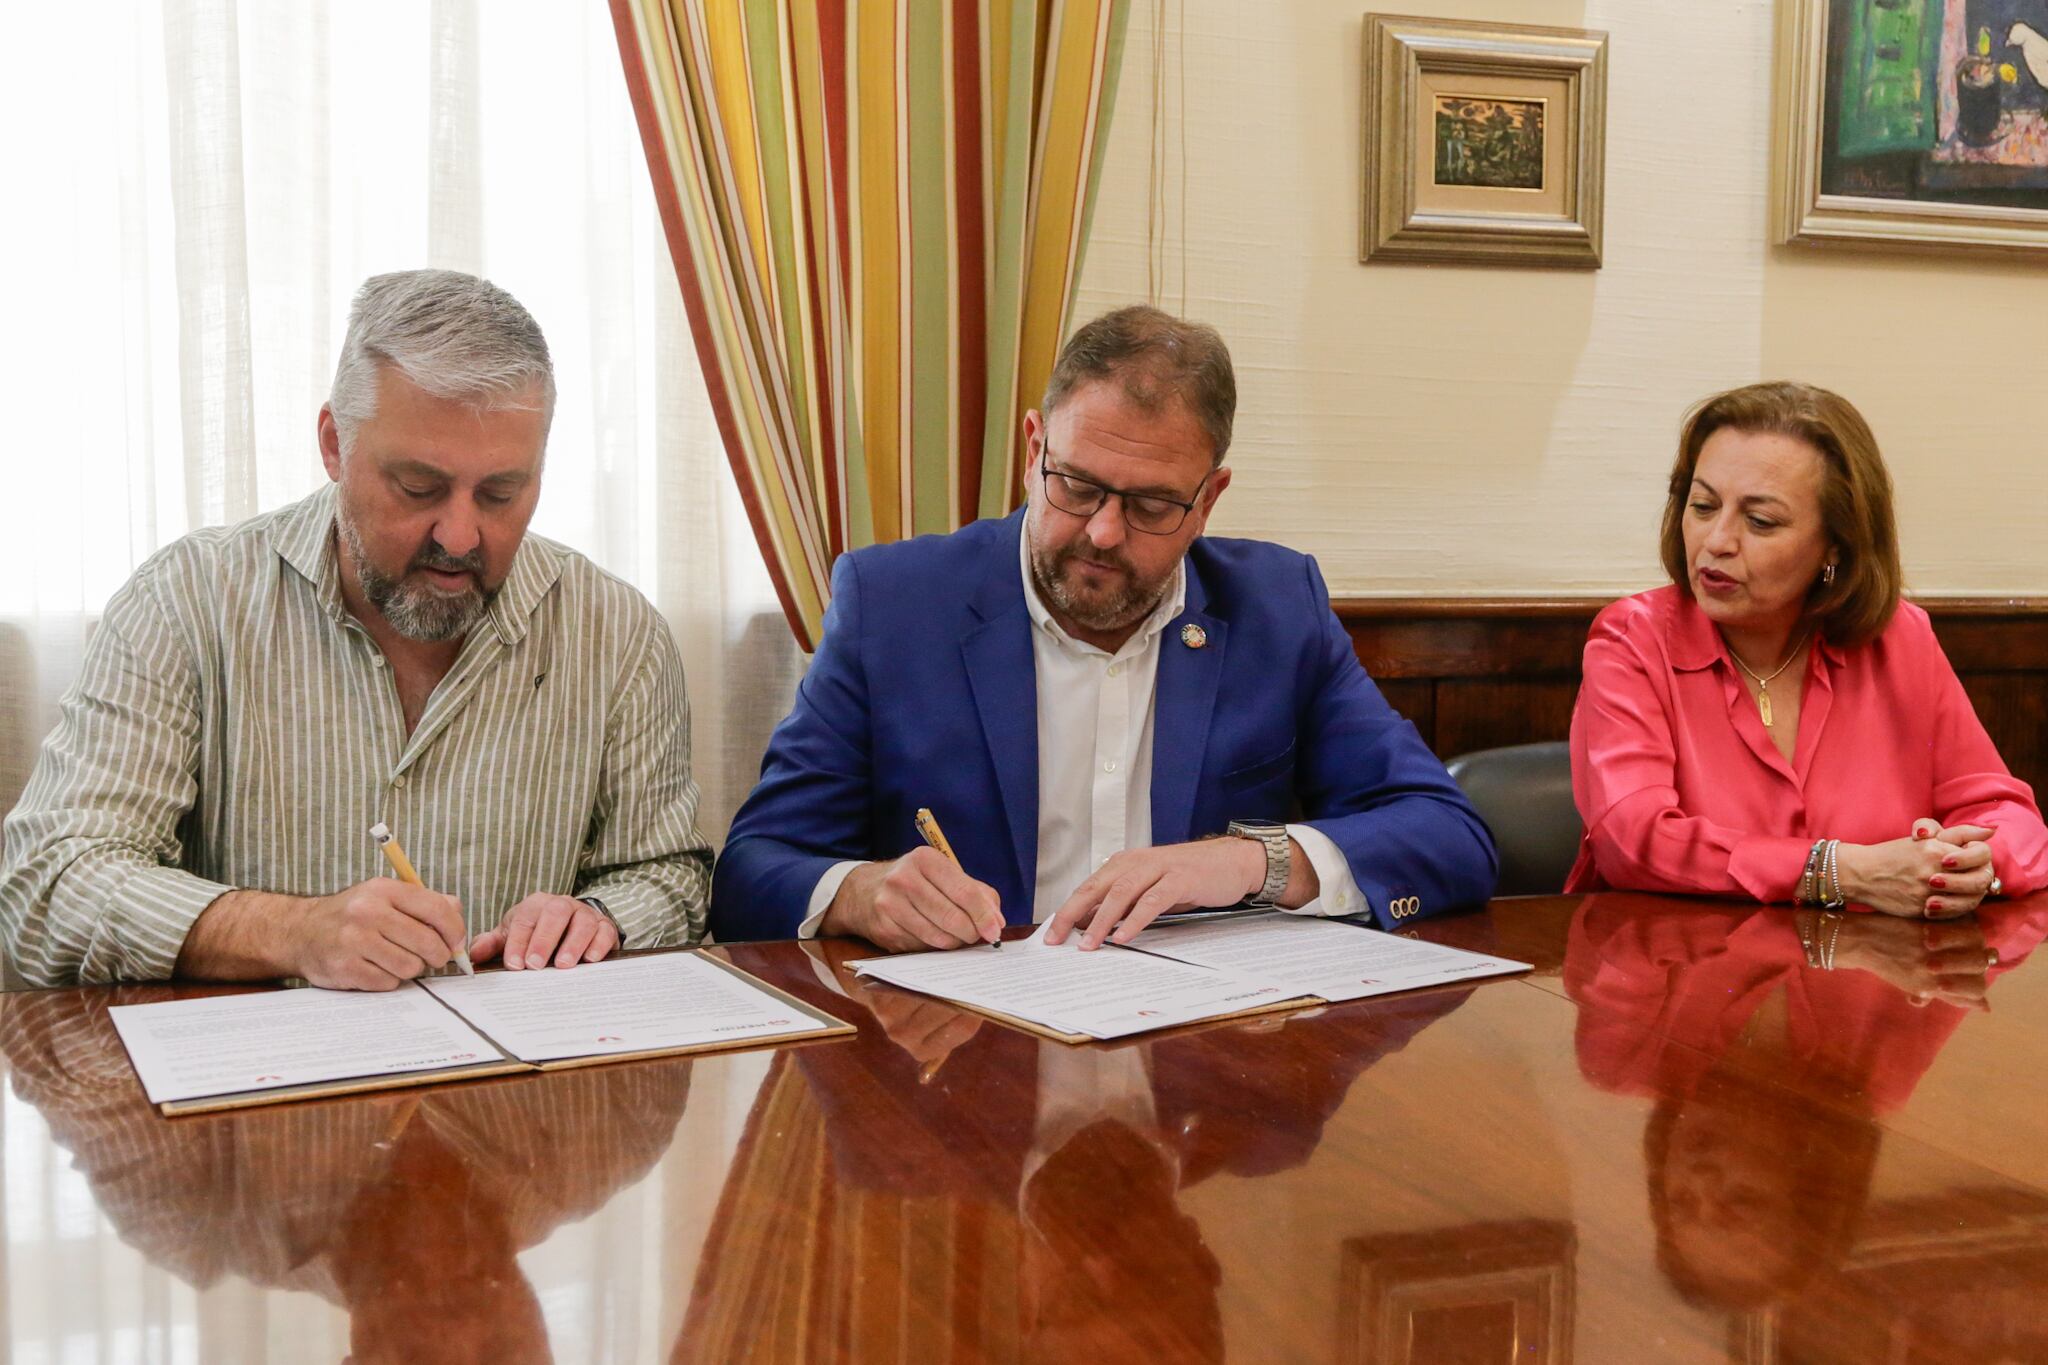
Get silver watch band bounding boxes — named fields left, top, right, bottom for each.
left=1226, top=822, right=1291, bottom=906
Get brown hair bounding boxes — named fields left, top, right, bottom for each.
left=1043, top=304, right=1236, bottom=465
left=1660, top=381, right=1902, bottom=647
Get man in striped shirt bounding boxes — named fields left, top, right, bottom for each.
left=0, top=270, right=711, bottom=989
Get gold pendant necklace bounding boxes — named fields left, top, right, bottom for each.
left=1727, top=630, right=1810, bottom=729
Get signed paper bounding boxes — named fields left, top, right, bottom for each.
left=1134, top=912, right=1528, bottom=1001
left=851, top=926, right=1304, bottom=1039
left=110, top=986, right=501, bottom=1105
left=420, top=952, right=837, bottom=1062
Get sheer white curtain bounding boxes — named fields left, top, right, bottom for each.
left=0, top=2, right=799, bottom=1359
left=0, top=0, right=802, bottom=831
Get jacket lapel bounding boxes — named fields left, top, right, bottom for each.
left=1150, top=565, right=1226, bottom=845
left=962, top=516, right=1039, bottom=916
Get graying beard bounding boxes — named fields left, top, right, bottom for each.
left=337, top=511, right=491, bottom=643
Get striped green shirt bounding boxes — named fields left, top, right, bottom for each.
left=0, top=484, right=711, bottom=986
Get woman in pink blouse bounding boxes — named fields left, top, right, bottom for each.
left=1567, top=381, right=2048, bottom=914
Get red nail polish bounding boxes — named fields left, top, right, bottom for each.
left=1943, top=856, right=1959, bottom=869
left=1928, top=899, right=1945, bottom=913
left=1931, top=875, right=1948, bottom=889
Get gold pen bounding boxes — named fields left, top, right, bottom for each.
left=914, top=807, right=1001, bottom=949
left=368, top=822, right=474, bottom=975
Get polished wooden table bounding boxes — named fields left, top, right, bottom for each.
left=3, top=894, right=2046, bottom=1363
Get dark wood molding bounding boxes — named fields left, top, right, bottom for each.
left=1332, top=594, right=2048, bottom=793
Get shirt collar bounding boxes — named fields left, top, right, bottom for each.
left=1017, top=523, right=1187, bottom=657
left=1666, top=587, right=1844, bottom=671
left=270, top=481, right=563, bottom=645
left=272, top=484, right=349, bottom=622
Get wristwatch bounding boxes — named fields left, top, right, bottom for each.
left=579, top=896, right=624, bottom=947
left=1226, top=820, right=1291, bottom=907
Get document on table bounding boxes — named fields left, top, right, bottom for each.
left=109, top=986, right=505, bottom=1105
left=1133, top=911, right=1529, bottom=1002
left=418, top=952, right=843, bottom=1063
left=849, top=925, right=1309, bottom=1040
left=110, top=951, right=855, bottom=1113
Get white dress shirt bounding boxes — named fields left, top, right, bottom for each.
left=799, top=533, right=1364, bottom=934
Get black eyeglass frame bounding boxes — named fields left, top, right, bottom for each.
left=1036, top=441, right=1209, bottom=536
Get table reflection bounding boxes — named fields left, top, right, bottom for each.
left=1, top=986, right=693, bottom=1365
left=1566, top=895, right=2048, bottom=1358
left=684, top=941, right=1476, bottom=1363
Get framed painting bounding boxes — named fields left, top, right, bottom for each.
left=1361, top=15, right=1608, bottom=268
left=1777, top=0, right=2048, bottom=253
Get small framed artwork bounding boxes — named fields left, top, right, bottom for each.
left=1340, top=1220, right=1576, bottom=1365
left=1775, top=0, right=2048, bottom=255
left=1361, top=15, right=1608, bottom=268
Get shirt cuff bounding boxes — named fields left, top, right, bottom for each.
left=95, top=868, right=236, bottom=984
left=799, top=862, right=865, bottom=939
left=1728, top=835, right=1821, bottom=903
left=1282, top=825, right=1368, bottom=919
left=573, top=881, right=683, bottom=951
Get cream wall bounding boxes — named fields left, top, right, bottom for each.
left=1072, top=0, right=2048, bottom=597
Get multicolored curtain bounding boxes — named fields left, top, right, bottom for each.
left=610, top=0, right=1132, bottom=648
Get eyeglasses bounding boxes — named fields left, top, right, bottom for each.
left=1037, top=445, right=1206, bottom=536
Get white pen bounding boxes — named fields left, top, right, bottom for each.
left=368, top=821, right=474, bottom=975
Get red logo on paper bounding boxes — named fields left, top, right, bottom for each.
left=254, top=1075, right=282, bottom=1083
left=597, top=1035, right=623, bottom=1042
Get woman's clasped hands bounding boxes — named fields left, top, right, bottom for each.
left=1835, top=819, right=1998, bottom=919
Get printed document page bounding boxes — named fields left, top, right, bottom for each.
left=420, top=952, right=837, bottom=1062
left=1133, top=912, right=1529, bottom=1002
left=110, top=986, right=502, bottom=1105
left=850, top=925, right=1302, bottom=1039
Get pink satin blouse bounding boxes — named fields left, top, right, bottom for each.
left=1566, top=586, right=2048, bottom=901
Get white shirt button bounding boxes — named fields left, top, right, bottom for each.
left=1103, top=759, right=1118, bottom=774
left=391, top=774, right=409, bottom=790
left=1107, top=662, right=1122, bottom=677
left=370, top=654, right=386, bottom=669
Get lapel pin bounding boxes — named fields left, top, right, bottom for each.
left=1180, top=624, right=1207, bottom=649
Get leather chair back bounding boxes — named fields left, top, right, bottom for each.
left=1446, top=741, right=1580, bottom=897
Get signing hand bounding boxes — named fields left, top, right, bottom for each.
left=472, top=894, right=619, bottom=970
left=1044, top=837, right=1270, bottom=950
left=287, top=878, right=468, bottom=991
left=821, top=847, right=1004, bottom=952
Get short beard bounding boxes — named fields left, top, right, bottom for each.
left=336, top=509, right=493, bottom=643
left=1026, top=503, right=1169, bottom=635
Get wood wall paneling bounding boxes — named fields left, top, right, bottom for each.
left=1336, top=597, right=2048, bottom=797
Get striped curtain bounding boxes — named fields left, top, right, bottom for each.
left=610, top=0, right=1132, bottom=648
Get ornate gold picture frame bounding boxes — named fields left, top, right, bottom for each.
left=1775, top=0, right=2048, bottom=255
left=1361, top=15, right=1608, bottom=268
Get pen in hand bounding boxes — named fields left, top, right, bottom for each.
left=368, top=822, right=475, bottom=976
left=913, top=807, right=1002, bottom=949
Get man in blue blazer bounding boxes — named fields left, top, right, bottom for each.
left=712, top=306, right=1497, bottom=950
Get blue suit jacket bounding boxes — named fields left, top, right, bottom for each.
left=711, top=513, right=1497, bottom=940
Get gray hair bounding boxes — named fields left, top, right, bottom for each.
left=1043, top=304, right=1236, bottom=466
left=328, top=269, right=555, bottom=454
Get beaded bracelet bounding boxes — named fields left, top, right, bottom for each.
left=1798, top=840, right=1826, bottom=906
